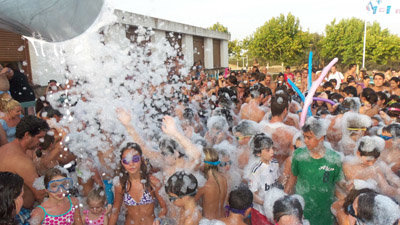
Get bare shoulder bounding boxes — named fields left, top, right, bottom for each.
left=30, top=206, right=45, bottom=225
left=149, top=175, right=162, bottom=189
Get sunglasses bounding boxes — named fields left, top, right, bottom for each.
left=47, top=177, right=73, bottom=193
left=121, top=155, right=141, bottom=165
left=236, top=135, right=252, bottom=141
left=249, top=79, right=255, bottom=82
left=219, top=160, right=232, bottom=167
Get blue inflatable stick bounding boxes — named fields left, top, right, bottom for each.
left=308, top=51, right=313, bottom=91
left=287, top=78, right=312, bottom=116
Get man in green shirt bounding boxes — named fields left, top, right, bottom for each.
left=291, top=117, right=342, bottom=225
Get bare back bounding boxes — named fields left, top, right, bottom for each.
left=197, top=171, right=228, bottom=219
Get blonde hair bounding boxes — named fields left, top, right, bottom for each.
left=0, top=93, right=12, bottom=112
left=203, top=148, right=221, bottom=193
left=87, top=187, right=106, bottom=205
left=4, top=100, right=21, bottom=113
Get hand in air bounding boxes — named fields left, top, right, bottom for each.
left=162, top=115, right=178, bottom=136
left=116, top=108, right=132, bottom=125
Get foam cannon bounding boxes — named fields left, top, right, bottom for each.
left=0, top=0, right=104, bottom=42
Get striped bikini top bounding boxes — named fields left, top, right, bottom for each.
left=123, top=184, right=155, bottom=206
left=37, top=196, right=75, bottom=225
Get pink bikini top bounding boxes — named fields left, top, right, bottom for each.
left=83, top=210, right=105, bottom=225
left=37, top=196, right=75, bottom=225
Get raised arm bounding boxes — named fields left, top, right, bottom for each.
left=108, top=183, right=123, bottom=225
left=116, top=108, right=162, bottom=163
left=161, top=115, right=201, bottom=162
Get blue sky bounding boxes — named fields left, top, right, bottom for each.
left=113, top=0, right=400, bottom=40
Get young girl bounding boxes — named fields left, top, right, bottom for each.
left=30, top=168, right=83, bottom=225
left=195, top=147, right=228, bottom=219
left=82, top=187, right=111, bottom=225
left=109, top=142, right=167, bottom=225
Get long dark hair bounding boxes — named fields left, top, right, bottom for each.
left=0, top=172, right=24, bottom=225
left=119, top=142, right=152, bottom=193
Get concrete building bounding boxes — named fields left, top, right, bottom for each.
left=0, top=10, right=230, bottom=86
left=115, top=10, right=230, bottom=70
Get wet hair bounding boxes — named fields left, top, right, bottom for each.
left=302, top=116, right=329, bottom=139
left=3, top=100, right=20, bottom=113
left=182, top=108, right=194, bottom=121
left=382, top=123, right=400, bottom=139
left=228, top=187, right=253, bottom=212
left=119, top=142, right=152, bottom=193
left=340, top=97, right=361, bottom=113
left=159, top=138, right=184, bottom=158
left=249, top=83, right=262, bottom=98
left=39, top=106, right=63, bottom=119
left=212, top=108, right=233, bottom=128
left=271, top=94, right=289, bottom=117
left=357, top=139, right=380, bottom=159
left=44, top=168, right=67, bottom=188
left=330, top=93, right=344, bottom=103
left=36, top=132, right=56, bottom=157
left=87, top=187, right=106, bottom=205
left=343, top=86, right=358, bottom=97
left=343, top=188, right=376, bottom=216
left=165, top=171, right=198, bottom=197
left=0, top=172, right=24, bottom=225
left=349, top=64, right=356, bottom=70
left=361, top=88, right=377, bottom=105
left=273, top=195, right=303, bottom=223
left=15, top=115, right=49, bottom=139
left=260, top=85, right=272, bottom=97
left=233, top=120, right=259, bottom=136
left=250, top=133, right=273, bottom=156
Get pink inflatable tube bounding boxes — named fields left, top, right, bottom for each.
left=300, top=58, right=338, bottom=127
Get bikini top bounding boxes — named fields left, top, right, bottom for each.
left=83, top=210, right=105, bottom=225
left=0, top=119, right=16, bottom=142
left=123, top=184, right=155, bottom=206
left=37, top=196, right=75, bottom=225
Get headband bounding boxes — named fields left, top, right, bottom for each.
left=204, top=160, right=221, bottom=166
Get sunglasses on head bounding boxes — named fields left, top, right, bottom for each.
left=47, top=177, right=73, bottom=193
left=122, top=155, right=141, bottom=165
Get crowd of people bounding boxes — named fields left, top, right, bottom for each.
left=0, top=60, right=400, bottom=225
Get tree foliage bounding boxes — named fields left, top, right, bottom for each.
left=321, top=18, right=400, bottom=66
left=208, top=22, right=229, bottom=33
left=246, top=13, right=311, bottom=65
left=228, top=39, right=243, bottom=59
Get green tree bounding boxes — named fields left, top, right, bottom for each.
left=321, top=18, right=400, bottom=67
left=228, top=39, right=243, bottom=59
left=246, top=13, right=311, bottom=65
left=208, top=22, right=229, bottom=33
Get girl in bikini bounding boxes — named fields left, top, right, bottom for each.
left=30, top=168, right=83, bottom=225
left=108, top=142, right=167, bottom=225
left=82, top=187, right=111, bottom=225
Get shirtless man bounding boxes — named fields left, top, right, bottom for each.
left=0, top=64, right=12, bottom=93
left=333, top=136, right=400, bottom=225
left=218, top=188, right=253, bottom=225
left=0, top=115, right=49, bottom=209
left=239, top=84, right=266, bottom=123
